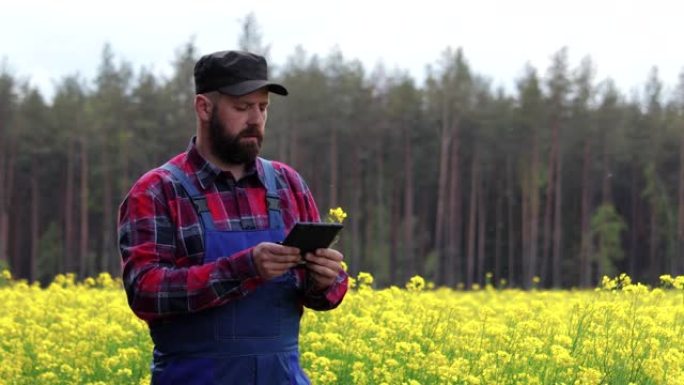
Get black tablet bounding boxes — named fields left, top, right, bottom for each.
left=281, top=222, right=344, bottom=255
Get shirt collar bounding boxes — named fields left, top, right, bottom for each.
left=185, top=136, right=266, bottom=190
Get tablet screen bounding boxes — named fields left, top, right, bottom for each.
left=281, top=222, right=343, bottom=254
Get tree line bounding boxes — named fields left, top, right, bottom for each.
left=1, top=38, right=683, bottom=288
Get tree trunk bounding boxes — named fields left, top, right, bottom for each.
left=11, top=201, right=22, bottom=276
left=0, top=137, right=15, bottom=267
left=373, top=137, right=385, bottom=282
left=30, top=161, right=39, bottom=282
left=507, top=157, right=516, bottom=286
left=477, top=178, right=486, bottom=285
left=389, top=177, right=401, bottom=284
left=349, top=146, right=362, bottom=275
left=0, top=147, right=6, bottom=266
left=79, top=137, right=90, bottom=278
left=446, top=122, right=462, bottom=286
left=0, top=143, right=5, bottom=265
left=363, top=164, right=374, bottom=277
left=120, top=131, right=131, bottom=202
left=277, top=116, right=289, bottom=164
left=358, top=152, right=368, bottom=275
left=64, top=137, right=75, bottom=273
left=435, top=121, right=451, bottom=285
left=678, top=131, right=684, bottom=275
left=629, top=168, right=639, bottom=278
left=494, top=177, right=503, bottom=285
left=466, top=146, right=479, bottom=288
left=288, top=121, right=300, bottom=177
left=101, top=144, right=114, bottom=274
left=579, top=139, right=592, bottom=287
left=541, top=121, right=559, bottom=285
left=0, top=109, right=6, bottom=267
left=307, top=127, right=322, bottom=211
left=0, top=209, right=7, bottom=268
left=329, top=125, right=338, bottom=208
left=602, top=131, right=613, bottom=205
left=599, top=127, right=616, bottom=278
left=649, top=191, right=659, bottom=284
left=526, top=131, right=541, bottom=289
left=3, top=146, right=15, bottom=267
left=552, top=145, right=563, bottom=287
left=403, top=123, right=416, bottom=278
left=521, top=165, right=530, bottom=289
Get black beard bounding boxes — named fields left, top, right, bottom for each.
left=208, top=107, right=262, bottom=165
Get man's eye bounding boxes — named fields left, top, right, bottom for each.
left=235, top=105, right=248, bottom=111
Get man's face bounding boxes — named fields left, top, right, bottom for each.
left=207, top=89, right=269, bottom=165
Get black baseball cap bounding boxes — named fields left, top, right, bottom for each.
left=193, top=50, right=288, bottom=96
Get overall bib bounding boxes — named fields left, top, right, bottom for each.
left=150, top=158, right=310, bottom=385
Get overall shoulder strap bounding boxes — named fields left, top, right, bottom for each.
left=160, top=162, right=216, bottom=231
left=258, top=158, right=285, bottom=230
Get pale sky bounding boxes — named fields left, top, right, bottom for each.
left=1, top=0, right=683, bottom=101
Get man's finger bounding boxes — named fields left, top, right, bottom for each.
left=305, top=253, right=342, bottom=270
left=256, top=242, right=299, bottom=256
left=314, top=248, right=343, bottom=261
left=305, top=258, right=340, bottom=277
left=273, top=245, right=300, bottom=255
left=275, top=254, right=303, bottom=264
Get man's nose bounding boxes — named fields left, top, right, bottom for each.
left=247, top=106, right=265, bottom=125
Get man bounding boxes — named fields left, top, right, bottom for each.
left=118, top=50, right=348, bottom=385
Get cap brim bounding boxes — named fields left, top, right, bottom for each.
left=217, top=80, right=288, bottom=96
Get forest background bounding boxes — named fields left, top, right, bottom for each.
left=2, top=15, right=684, bottom=290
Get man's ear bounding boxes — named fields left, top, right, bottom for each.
left=194, top=94, right=213, bottom=122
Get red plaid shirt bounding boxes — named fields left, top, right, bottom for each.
left=118, top=138, right=348, bottom=323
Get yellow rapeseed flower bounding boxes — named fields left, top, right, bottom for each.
left=357, top=272, right=374, bottom=287
left=327, top=207, right=347, bottom=224
left=660, top=274, right=674, bottom=287
left=674, top=276, right=684, bottom=290
left=405, top=275, right=425, bottom=292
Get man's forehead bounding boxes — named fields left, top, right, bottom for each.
left=229, top=89, right=270, bottom=103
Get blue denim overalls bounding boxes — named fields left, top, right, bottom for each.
left=149, top=158, right=310, bottom=385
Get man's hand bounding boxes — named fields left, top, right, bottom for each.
left=304, top=248, right=344, bottom=291
left=252, top=242, right=301, bottom=280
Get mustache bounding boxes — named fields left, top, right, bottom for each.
left=237, top=125, right=262, bottom=139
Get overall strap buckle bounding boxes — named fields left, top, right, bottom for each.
left=191, top=196, right=209, bottom=213
left=266, top=194, right=280, bottom=211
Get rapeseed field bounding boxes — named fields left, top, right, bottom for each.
left=1, top=269, right=683, bottom=385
